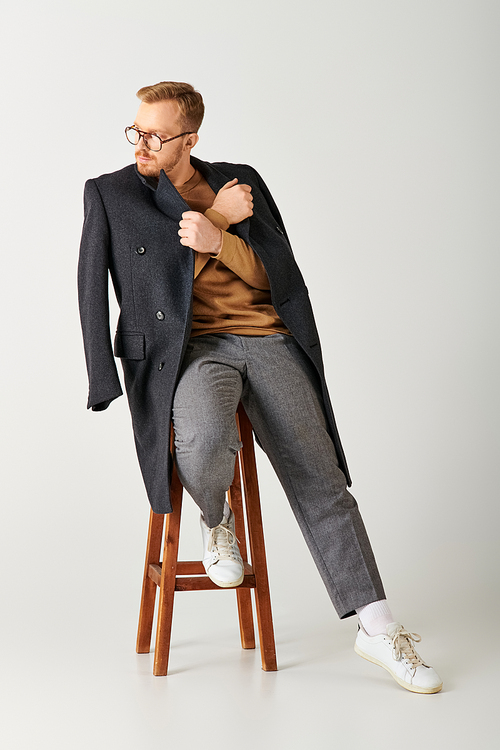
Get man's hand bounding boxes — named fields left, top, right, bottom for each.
left=178, top=211, right=222, bottom=254
left=211, top=178, right=253, bottom=224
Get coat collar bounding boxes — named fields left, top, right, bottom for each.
left=134, top=157, right=231, bottom=222
left=190, top=156, right=231, bottom=194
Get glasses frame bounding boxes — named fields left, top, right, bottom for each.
left=125, top=126, right=195, bottom=152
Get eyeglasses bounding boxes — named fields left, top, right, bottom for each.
left=124, top=126, right=195, bottom=152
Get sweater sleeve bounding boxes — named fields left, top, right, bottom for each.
left=201, top=208, right=270, bottom=290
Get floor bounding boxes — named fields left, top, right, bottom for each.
left=2, top=514, right=496, bottom=750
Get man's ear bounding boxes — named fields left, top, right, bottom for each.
left=185, top=132, right=199, bottom=151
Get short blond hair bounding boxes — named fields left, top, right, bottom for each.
left=136, top=81, right=205, bottom=132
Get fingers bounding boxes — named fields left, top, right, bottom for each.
left=179, top=211, right=202, bottom=231
left=220, top=178, right=238, bottom=191
left=179, top=214, right=194, bottom=243
left=219, top=179, right=253, bottom=194
left=180, top=211, right=205, bottom=229
left=177, top=212, right=222, bottom=253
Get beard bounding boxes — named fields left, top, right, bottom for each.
left=136, top=142, right=184, bottom=179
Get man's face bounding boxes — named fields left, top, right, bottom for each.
left=132, top=100, right=196, bottom=180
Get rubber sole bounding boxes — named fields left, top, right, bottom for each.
left=206, top=568, right=245, bottom=588
left=354, top=643, right=443, bottom=694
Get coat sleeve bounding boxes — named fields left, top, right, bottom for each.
left=78, top=179, right=123, bottom=411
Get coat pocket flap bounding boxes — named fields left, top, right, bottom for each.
left=114, top=332, right=145, bottom=360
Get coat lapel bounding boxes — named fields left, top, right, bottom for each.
left=154, top=169, right=191, bottom=220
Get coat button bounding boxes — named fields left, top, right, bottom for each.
left=156, top=311, right=165, bottom=320
left=136, top=246, right=146, bottom=254
left=158, top=362, right=164, bottom=371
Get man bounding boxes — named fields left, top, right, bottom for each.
left=78, top=81, right=442, bottom=693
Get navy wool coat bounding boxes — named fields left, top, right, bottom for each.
left=78, top=156, right=351, bottom=513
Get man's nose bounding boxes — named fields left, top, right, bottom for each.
left=136, top=133, right=150, bottom=150
left=135, top=137, right=150, bottom=154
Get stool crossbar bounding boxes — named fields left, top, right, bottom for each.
left=136, top=404, right=278, bottom=676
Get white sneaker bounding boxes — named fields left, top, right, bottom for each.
left=200, top=508, right=244, bottom=588
left=355, top=621, right=443, bottom=694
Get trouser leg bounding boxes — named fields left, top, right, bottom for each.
left=172, top=333, right=385, bottom=618
left=171, top=338, right=243, bottom=528
left=239, top=334, right=386, bottom=618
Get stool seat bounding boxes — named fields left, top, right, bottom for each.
left=136, top=404, right=278, bottom=676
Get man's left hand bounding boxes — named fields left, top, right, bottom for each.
left=178, top=211, right=222, bottom=254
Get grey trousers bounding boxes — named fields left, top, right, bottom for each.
left=172, top=333, right=385, bottom=619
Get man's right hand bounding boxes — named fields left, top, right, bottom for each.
left=211, top=178, right=253, bottom=224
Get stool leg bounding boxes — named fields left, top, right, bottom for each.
left=228, top=453, right=256, bottom=650
left=237, top=407, right=278, bottom=672
left=137, top=509, right=165, bottom=654
left=153, top=464, right=183, bottom=676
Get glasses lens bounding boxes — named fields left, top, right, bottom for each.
left=125, top=127, right=140, bottom=145
left=145, top=133, right=162, bottom=152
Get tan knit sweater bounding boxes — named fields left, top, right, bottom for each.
left=177, top=169, right=289, bottom=337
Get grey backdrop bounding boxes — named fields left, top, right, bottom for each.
left=1, top=1, right=498, bottom=748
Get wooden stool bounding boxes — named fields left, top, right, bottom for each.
left=136, top=404, right=278, bottom=676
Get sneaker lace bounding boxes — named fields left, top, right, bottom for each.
left=390, top=625, right=426, bottom=669
left=208, top=523, right=240, bottom=563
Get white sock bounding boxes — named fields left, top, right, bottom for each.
left=356, top=600, right=394, bottom=636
